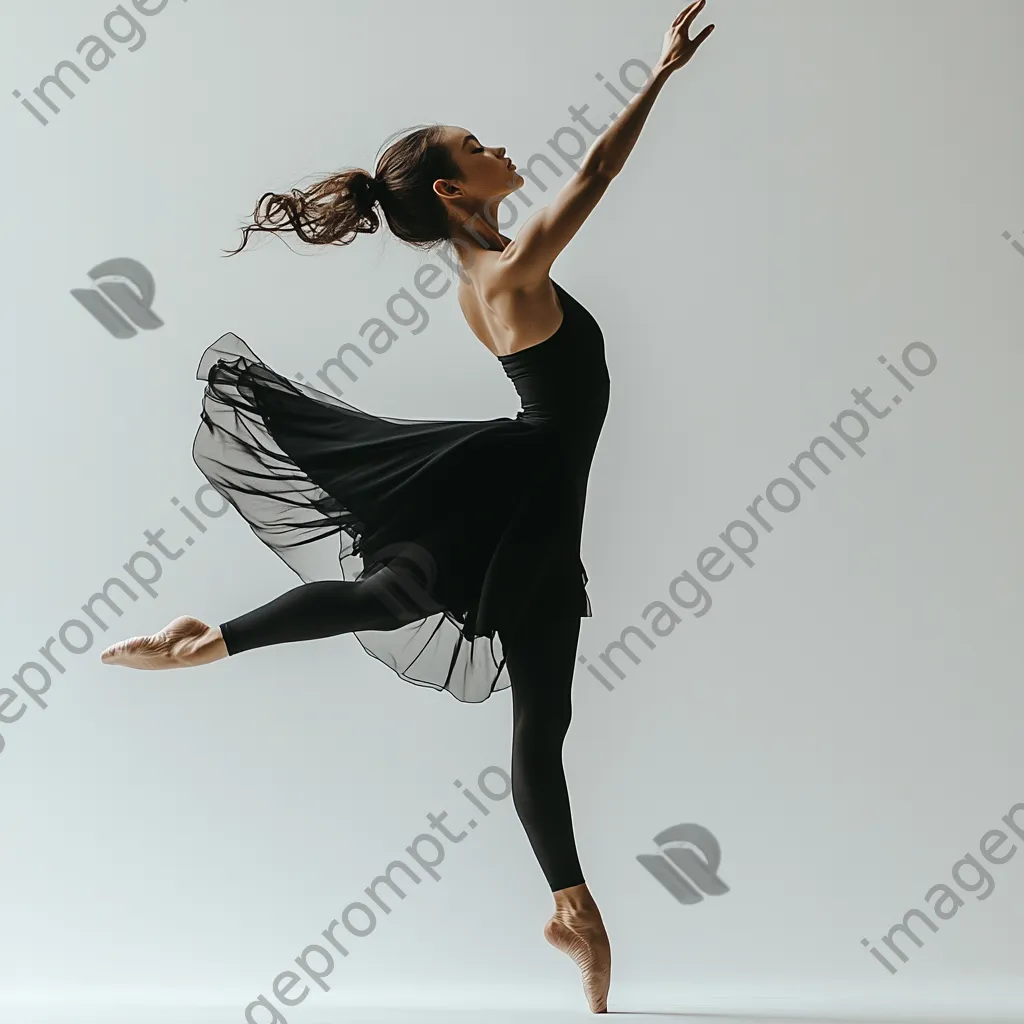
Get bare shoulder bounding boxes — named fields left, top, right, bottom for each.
left=458, top=242, right=564, bottom=357
left=475, top=233, right=550, bottom=302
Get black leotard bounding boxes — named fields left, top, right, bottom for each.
left=193, top=278, right=610, bottom=702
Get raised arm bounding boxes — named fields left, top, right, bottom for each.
left=496, top=1, right=716, bottom=287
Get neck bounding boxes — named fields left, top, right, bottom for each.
left=451, top=207, right=508, bottom=257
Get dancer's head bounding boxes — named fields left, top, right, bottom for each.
left=226, top=124, right=522, bottom=259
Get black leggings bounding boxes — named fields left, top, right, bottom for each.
left=219, top=566, right=585, bottom=892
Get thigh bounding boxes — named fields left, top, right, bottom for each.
left=502, top=594, right=582, bottom=702
left=361, top=561, right=447, bottom=623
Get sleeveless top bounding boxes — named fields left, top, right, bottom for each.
left=193, top=278, right=610, bottom=702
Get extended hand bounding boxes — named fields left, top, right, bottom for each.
left=657, top=0, right=715, bottom=75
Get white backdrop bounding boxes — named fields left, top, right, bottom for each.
left=1, top=1, right=1022, bottom=1021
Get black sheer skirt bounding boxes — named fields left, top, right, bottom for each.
left=191, top=332, right=590, bottom=703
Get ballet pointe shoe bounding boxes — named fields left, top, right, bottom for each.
left=544, top=882, right=612, bottom=1013
left=100, top=615, right=227, bottom=670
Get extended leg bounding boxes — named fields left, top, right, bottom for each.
left=219, top=565, right=445, bottom=655
left=100, top=564, right=444, bottom=669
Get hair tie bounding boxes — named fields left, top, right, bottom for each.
left=366, top=174, right=383, bottom=205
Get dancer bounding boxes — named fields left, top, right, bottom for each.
left=101, top=4, right=715, bottom=1012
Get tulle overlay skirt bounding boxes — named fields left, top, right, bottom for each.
left=192, top=332, right=591, bottom=702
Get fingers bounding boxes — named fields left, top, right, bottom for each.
left=671, top=1, right=696, bottom=28
left=693, top=23, right=715, bottom=46
left=675, top=0, right=705, bottom=29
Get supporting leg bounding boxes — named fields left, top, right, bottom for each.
left=501, top=597, right=612, bottom=1013
left=504, top=600, right=585, bottom=890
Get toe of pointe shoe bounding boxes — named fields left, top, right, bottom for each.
left=587, top=980, right=610, bottom=1013
left=100, top=642, right=133, bottom=664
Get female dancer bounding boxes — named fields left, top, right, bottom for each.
left=100, top=4, right=714, bottom=1012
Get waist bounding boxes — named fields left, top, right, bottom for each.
left=515, top=399, right=607, bottom=428
left=512, top=371, right=610, bottom=420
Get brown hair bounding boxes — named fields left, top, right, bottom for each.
left=224, top=123, right=464, bottom=257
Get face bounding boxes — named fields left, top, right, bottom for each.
left=437, top=125, right=523, bottom=206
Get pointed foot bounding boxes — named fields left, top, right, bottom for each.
left=100, top=615, right=225, bottom=670
left=544, top=889, right=611, bottom=1013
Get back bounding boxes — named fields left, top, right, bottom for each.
left=458, top=167, right=613, bottom=357
left=457, top=249, right=566, bottom=358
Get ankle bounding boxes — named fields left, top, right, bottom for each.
left=196, top=625, right=222, bottom=650
left=553, top=882, right=597, bottom=914
left=177, top=623, right=225, bottom=664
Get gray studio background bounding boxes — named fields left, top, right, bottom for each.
left=1, top=0, right=1022, bottom=1020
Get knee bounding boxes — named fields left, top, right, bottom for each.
left=369, top=566, right=444, bottom=622
left=515, top=700, right=573, bottom=744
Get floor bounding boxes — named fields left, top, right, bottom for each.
left=1, top=1010, right=999, bottom=1024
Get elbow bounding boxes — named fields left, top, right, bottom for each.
left=582, top=158, right=616, bottom=184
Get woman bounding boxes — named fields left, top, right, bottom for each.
left=100, top=4, right=714, bottom=1012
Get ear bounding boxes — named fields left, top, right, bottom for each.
left=433, top=179, right=461, bottom=201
